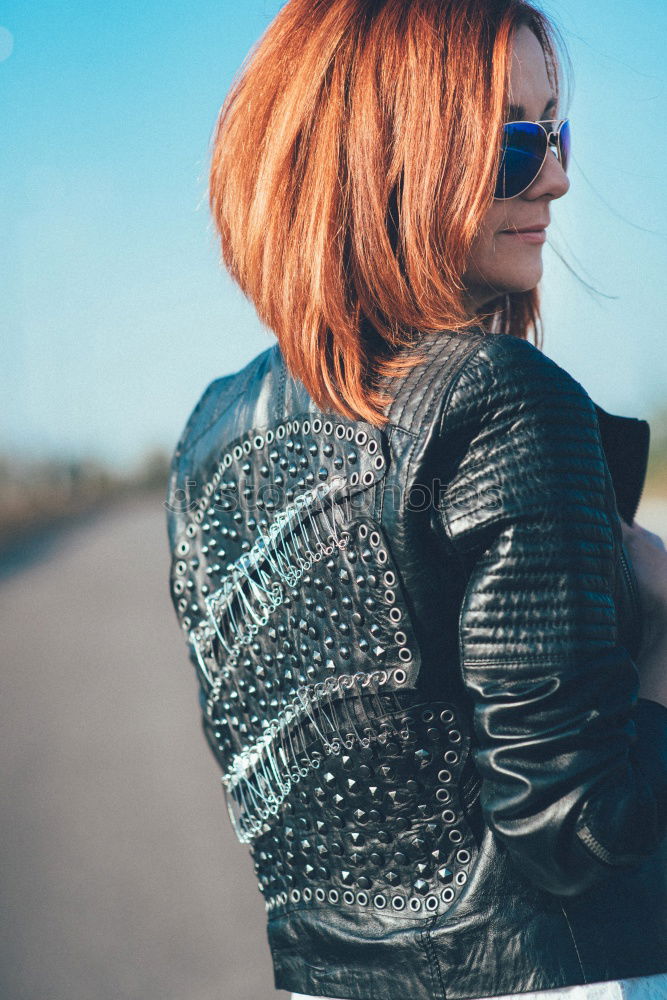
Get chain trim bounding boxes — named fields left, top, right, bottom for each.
left=220, top=667, right=411, bottom=844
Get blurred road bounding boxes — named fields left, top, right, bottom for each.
left=1, top=491, right=666, bottom=1000
left=0, top=491, right=288, bottom=1000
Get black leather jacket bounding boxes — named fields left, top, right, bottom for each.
left=165, top=328, right=667, bottom=1000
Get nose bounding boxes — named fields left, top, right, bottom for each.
left=524, top=145, right=570, bottom=201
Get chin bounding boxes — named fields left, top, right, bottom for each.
left=493, top=261, right=543, bottom=295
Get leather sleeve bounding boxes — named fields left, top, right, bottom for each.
left=434, top=333, right=667, bottom=898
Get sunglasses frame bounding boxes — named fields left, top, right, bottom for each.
left=495, top=118, right=570, bottom=201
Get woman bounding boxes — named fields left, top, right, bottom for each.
left=165, top=1, right=667, bottom=998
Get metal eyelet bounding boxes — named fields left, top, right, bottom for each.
left=384, top=588, right=395, bottom=603
left=398, top=647, right=412, bottom=663
left=315, top=887, right=326, bottom=901
left=343, top=890, right=355, bottom=904
left=444, top=750, right=458, bottom=764
left=448, top=729, right=462, bottom=743
left=439, top=709, right=455, bottom=724
left=173, top=579, right=185, bottom=595
left=373, top=455, right=384, bottom=470
left=303, top=887, right=313, bottom=901
left=391, top=895, right=405, bottom=911
left=449, top=829, right=463, bottom=843
left=377, top=549, right=388, bottom=564
left=242, top=440, right=252, bottom=454
left=345, top=426, right=354, bottom=440
left=265, top=429, right=274, bottom=443
left=421, top=709, right=435, bottom=722
left=456, top=849, right=470, bottom=864
left=290, top=888, right=301, bottom=903
left=175, top=560, right=187, bottom=576
left=355, top=430, right=367, bottom=445
left=186, top=523, right=197, bottom=537
left=408, top=897, right=421, bottom=912
left=369, top=530, right=381, bottom=546
left=292, top=419, right=301, bottom=433
left=312, top=418, right=322, bottom=433
left=203, top=482, right=213, bottom=496
left=223, top=453, right=232, bottom=468
left=328, top=888, right=339, bottom=903
left=233, top=444, right=243, bottom=459
left=383, top=570, right=396, bottom=586
left=276, top=425, right=286, bottom=439
left=373, top=893, right=387, bottom=909
left=253, top=434, right=264, bottom=449
left=456, top=871, right=467, bottom=885
left=441, top=887, right=455, bottom=903
left=389, top=607, right=402, bottom=623
left=302, top=419, right=311, bottom=435
left=367, top=439, right=378, bottom=455
left=440, top=807, right=455, bottom=822
left=425, top=895, right=439, bottom=912
left=358, top=524, right=368, bottom=539
left=362, top=471, right=374, bottom=486
left=393, top=668, right=407, bottom=684
left=394, top=631, right=406, bottom=644
left=323, top=420, right=333, bottom=435
left=349, top=471, right=359, bottom=486
left=356, top=891, right=369, bottom=906
left=335, top=424, right=346, bottom=439
left=438, top=769, right=452, bottom=783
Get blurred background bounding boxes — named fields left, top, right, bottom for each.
left=1, top=2, right=666, bottom=998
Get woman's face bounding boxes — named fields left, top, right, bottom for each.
left=462, top=25, right=570, bottom=311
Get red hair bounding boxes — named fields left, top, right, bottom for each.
left=208, top=0, right=566, bottom=427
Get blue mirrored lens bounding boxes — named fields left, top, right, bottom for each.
left=559, top=119, right=571, bottom=172
left=495, top=122, right=546, bottom=199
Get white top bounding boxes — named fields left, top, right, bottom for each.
left=291, top=973, right=667, bottom=1000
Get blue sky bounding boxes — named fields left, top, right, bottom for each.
left=2, top=1, right=666, bottom=472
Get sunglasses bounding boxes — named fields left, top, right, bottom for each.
left=494, top=118, right=571, bottom=200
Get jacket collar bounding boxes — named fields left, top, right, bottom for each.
left=593, top=401, right=650, bottom=525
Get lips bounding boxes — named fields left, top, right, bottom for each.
left=500, top=225, right=548, bottom=234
